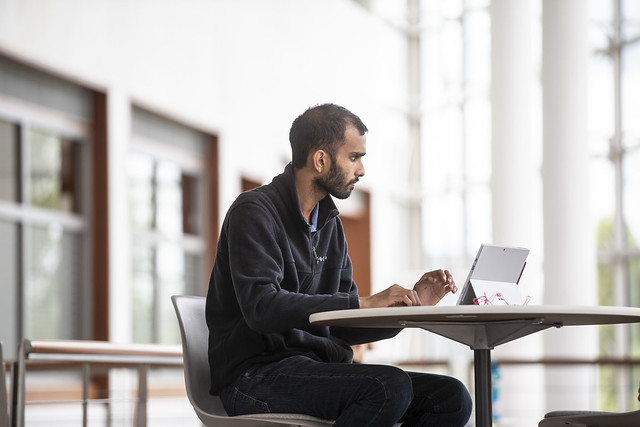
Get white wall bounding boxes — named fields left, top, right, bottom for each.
left=0, top=0, right=414, bottom=336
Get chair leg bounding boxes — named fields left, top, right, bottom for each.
left=0, top=343, right=9, bottom=427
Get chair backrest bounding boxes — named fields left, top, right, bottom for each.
left=171, top=295, right=229, bottom=418
left=172, top=295, right=333, bottom=427
left=539, top=409, right=640, bottom=427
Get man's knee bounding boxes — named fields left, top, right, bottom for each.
left=404, top=372, right=473, bottom=426
left=451, top=377, right=473, bottom=418
left=372, top=366, right=414, bottom=415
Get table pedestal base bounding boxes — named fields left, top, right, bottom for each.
left=474, top=349, right=492, bottom=427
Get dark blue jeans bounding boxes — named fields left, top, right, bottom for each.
left=219, top=355, right=472, bottom=426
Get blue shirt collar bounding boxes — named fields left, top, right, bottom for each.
left=308, top=203, right=319, bottom=232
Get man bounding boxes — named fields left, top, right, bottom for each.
left=205, top=103, right=472, bottom=426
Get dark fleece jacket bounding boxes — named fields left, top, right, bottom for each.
left=205, top=163, right=399, bottom=394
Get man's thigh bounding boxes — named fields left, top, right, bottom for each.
left=219, top=355, right=410, bottom=420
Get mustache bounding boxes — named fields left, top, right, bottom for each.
left=349, top=178, right=359, bottom=185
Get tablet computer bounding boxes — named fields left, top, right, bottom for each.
left=456, top=244, right=529, bottom=305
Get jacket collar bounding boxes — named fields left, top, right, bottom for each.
left=273, top=163, right=339, bottom=231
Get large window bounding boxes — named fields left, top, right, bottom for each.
left=0, top=55, right=92, bottom=357
left=590, top=0, right=640, bottom=410
left=25, top=129, right=86, bottom=339
left=129, top=107, right=211, bottom=344
left=421, top=0, right=492, bottom=269
left=0, top=123, right=88, bottom=343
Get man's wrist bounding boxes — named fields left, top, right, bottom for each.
left=358, top=296, right=368, bottom=309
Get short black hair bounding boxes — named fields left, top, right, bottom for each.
left=289, top=103, right=368, bottom=169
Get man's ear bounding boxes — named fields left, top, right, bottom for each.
left=312, top=150, right=327, bottom=173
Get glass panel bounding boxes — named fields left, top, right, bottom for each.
left=184, top=251, right=203, bottom=295
left=465, top=184, right=492, bottom=252
left=588, top=54, right=614, bottom=156
left=439, top=0, right=463, bottom=19
left=25, top=224, right=83, bottom=339
left=128, top=152, right=155, bottom=231
left=157, top=243, right=184, bottom=344
left=596, top=156, right=616, bottom=357
left=181, top=172, right=203, bottom=235
left=422, top=4, right=464, bottom=109
left=156, top=161, right=182, bottom=238
left=597, top=260, right=615, bottom=358
left=622, top=0, right=640, bottom=33
left=129, top=149, right=206, bottom=343
left=464, top=98, right=491, bottom=183
left=591, top=155, right=616, bottom=249
left=624, top=149, right=640, bottom=248
left=588, top=0, right=612, bottom=51
left=621, top=40, right=640, bottom=142
left=464, top=8, right=490, bottom=94
left=422, top=35, right=446, bottom=105
left=132, top=241, right=154, bottom=343
left=423, top=193, right=464, bottom=259
left=132, top=240, right=203, bottom=344
left=0, top=119, right=19, bottom=202
left=630, top=365, right=640, bottom=408
left=628, top=256, right=640, bottom=356
left=0, top=220, right=19, bottom=358
left=28, top=128, right=81, bottom=213
left=423, top=105, right=463, bottom=192
left=598, top=364, right=617, bottom=410
left=466, top=0, right=489, bottom=8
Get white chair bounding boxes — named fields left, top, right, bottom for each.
left=171, top=295, right=333, bottom=426
left=538, top=409, right=640, bottom=426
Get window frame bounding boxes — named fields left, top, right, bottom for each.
left=0, top=92, right=92, bottom=352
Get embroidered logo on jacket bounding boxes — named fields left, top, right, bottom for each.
left=312, top=246, right=327, bottom=264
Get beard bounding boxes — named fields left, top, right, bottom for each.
left=314, top=161, right=358, bottom=200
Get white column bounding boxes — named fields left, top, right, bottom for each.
left=107, top=87, right=137, bottom=423
left=407, top=0, right=423, bottom=272
left=491, top=0, right=536, bottom=269
left=108, top=86, right=132, bottom=344
left=491, top=1, right=543, bottom=423
left=542, top=0, right=597, bottom=411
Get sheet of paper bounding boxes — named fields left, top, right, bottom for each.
left=470, top=279, right=525, bottom=305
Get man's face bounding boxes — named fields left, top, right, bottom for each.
left=314, top=126, right=366, bottom=199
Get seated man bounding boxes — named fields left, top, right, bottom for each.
left=205, top=103, right=472, bottom=426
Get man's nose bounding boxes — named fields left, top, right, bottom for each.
left=358, top=160, right=365, bottom=177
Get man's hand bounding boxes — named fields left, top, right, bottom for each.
left=413, top=269, right=457, bottom=306
left=359, top=284, right=421, bottom=309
